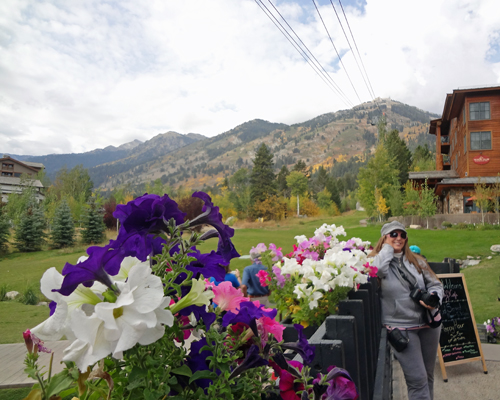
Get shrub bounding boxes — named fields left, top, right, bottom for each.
left=441, top=221, right=452, bottom=228
left=19, top=284, right=39, bottom=305
left=454, top=222, right=468, bottom=230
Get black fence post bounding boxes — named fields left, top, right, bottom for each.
left=338, top=299, right=369, bottom=400
left=325, top=315, right=362, bottom=399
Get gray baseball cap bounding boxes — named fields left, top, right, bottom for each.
left=381, top=221, right=407, bottom=237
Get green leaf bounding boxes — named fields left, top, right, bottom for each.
left=128, top=366, right=148, bottom=382
left=171, top=364, right=192, bottom=377
left=189, top=369, right=218, bottom=384
left=45, top=370, right=75, bottom=398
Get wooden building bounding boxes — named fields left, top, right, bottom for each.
left=0, top=155, right=45, bottom=202
left=409, top=86, right=500, bottom=214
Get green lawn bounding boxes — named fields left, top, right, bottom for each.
left=1, top=211, right=499, bottom=344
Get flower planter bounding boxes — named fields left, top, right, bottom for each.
left=281, top=319, right=318, bottom=342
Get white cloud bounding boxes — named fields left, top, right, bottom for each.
left=0, top=0, right=499, bottom=155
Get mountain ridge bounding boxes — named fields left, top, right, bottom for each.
left=7, top=98, right=439, bottom=191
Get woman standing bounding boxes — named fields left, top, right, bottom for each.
left=370, top=221, right=443, bottom=400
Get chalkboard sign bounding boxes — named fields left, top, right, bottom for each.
left=436, top=273, right=487, bottom=381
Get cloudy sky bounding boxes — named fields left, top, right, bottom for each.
left=1, top=0, right=499, bottom=156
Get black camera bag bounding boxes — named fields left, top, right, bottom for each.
left=388, top=328, right=409, bottom=352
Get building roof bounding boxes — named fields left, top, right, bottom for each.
left=442, top=85, right=500, bottom=122
left=23, top=161, right=45, bottom=169
left=0, top=176, right=44, bottom=188
left=408, top=170, right=459, bottom=180
left=0, top=156, right=44, bottom=172
left=439, top=177, right=500, bottom=185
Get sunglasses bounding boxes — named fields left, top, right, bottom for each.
left=388, top=231, right=407, bottom=239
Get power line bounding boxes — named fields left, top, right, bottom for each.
left=328, top=0, right=375, bottom=100
left=336, top=0, right=377, bottom=100
left=254, top=0, right=354, bottom=107
left=311, top=0, right=362, bottom=104
left=265, top=0, right=354, bottom=107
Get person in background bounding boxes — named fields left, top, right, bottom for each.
left=369, top=221, right=443, bottom=400
left=410, top=245, right=427, bottom=260
left=241, top=249, right=271, bottom=308
left=209, top=265, right=241, bottom=288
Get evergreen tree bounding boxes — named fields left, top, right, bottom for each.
left=14, top=198, right=46, bottom=252
left=249, top=144, right=277, bottom=204
left=0, top=205, right=10, bottom=254
left=385, top=130, right=412, bottom=186
left=292, top=160, right=308, bottom=175
left=50, top=199, right=75, bottom=248
left=81, top=197, right=105, bottom=244
left=325, top=177, right=342, bottom=208
left=276, top=165, right=290, bottom=197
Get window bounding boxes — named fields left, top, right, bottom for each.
left=469, top=102, right=490, bottom=120
left=1, top=171, right=13, bottom=176
left=2, top=163, right=14, bottom=170
left=470, top=131, right=492, bottom=150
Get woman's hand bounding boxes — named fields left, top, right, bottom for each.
left=419, top=300, right=434, bottom=310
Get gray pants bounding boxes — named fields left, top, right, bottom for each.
left=392, top=327, right=442, bottom=400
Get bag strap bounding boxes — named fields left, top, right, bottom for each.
left=391, top=257, right=418, bottom=290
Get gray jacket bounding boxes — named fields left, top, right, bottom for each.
left=374, top=244, right=444, bottom=328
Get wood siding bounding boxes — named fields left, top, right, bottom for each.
left=448, top=93, right=500, bottom=178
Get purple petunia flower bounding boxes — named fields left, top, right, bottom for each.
left=114, top=193, right=186, bottom=235
left=55, top=245, right=116, bottom=295
left=190, top=192, right=240, bottom=263
left=281, top=324, right=316, bottom=365
left=222, top=301, right=277, bottom=335
left=186, top=249, right=227, bottom=282
left=185, top=337, right=215, bottom=389
left=179, top=304, right=217, bottom=329
left=324, top=365, right=359, bottom=400
left=228, top=344, right=269, bottom=380
left=272, top=265, right=286, bottom=288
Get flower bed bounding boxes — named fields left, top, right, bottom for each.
left=21, top=192, right=359, bottom=400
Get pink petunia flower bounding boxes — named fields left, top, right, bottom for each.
left=363, top=262, right=378, bottom=278
left=212, top=281, right=248, bottom=313
left=257, top=316, right=285, bottom=345
left=256, top=270, right=271, bottom=287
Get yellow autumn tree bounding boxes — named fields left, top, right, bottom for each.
left=375, top=188, right=390, bottom=222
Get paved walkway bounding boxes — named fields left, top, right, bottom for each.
left=0, top=341, right=69, bottom=389
left=2, top=340, right=500, bottom=399
left=393, top=343, right=500, bottom=400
